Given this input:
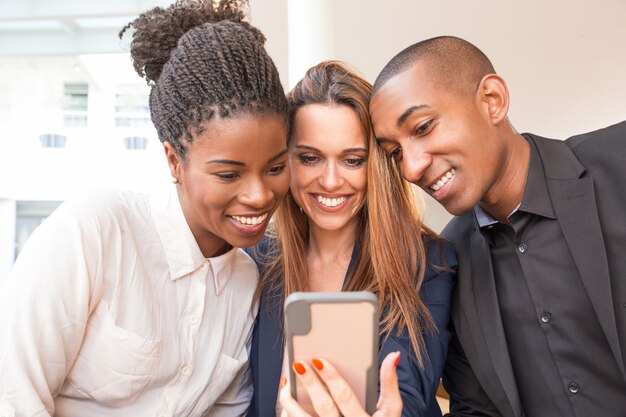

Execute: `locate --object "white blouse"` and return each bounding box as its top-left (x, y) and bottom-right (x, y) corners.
top-left (0, 186), bottom-right (259, 417)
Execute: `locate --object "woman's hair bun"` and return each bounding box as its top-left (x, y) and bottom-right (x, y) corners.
top-left (120, 0), bottom-right (264, 83)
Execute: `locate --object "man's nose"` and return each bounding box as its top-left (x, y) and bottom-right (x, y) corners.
top-left (401, 150), bottom-right (432, 185)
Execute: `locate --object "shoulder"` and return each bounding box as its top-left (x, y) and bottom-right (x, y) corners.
top-left (424, 237), bottom-right (457, 273)
top-left (440, 212), bottom-right (474, 245)
top-left (566, 120), bottom-right (626, 151)
top-left (564, 121), bottom-right (626, 169)
top-left (233, 248), bottom-right (261, 275)
top-left (244, 234), bottom-right (279, 269)
top-left (40, 188), bottom-right (146, 238)
top-left (420, 237), bottom-right (456, 302)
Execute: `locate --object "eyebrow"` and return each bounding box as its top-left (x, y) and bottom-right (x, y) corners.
top-left (207, 148), bottom-right (288, 167)
top-left (397, 104), bottom-right (430, 127)
top-left (294, 144), bottom-right (320, 152)
top-left (206, 159), bottom-right (246, 167)
top-left (294, 145), bottom-right (368, 153)
top-left (267, 148), bottom-right (288, 163)
top-left (343, 147), bottom-right (368, 153)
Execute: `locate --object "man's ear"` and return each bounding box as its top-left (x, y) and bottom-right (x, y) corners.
top-left (163, 141), bottom-right (182, 181)
top-left (476, 74), bottom-right (510, 125)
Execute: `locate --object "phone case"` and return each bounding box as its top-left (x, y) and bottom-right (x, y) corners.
top-left (284, 291), bottom-right (378, 415)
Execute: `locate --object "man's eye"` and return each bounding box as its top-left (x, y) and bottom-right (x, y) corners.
top-left (389, 147), bottom-right (402, 161)
top-left (268, 163), bottom-right (287, 175)
top-left (415, 119), bottom-right (434, 135)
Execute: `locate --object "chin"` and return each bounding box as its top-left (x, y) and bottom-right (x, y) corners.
top-left (313, 219), bottom-right (353, 232)
top-left (442, 200), bottom-right (475, 217)
top-left (230, 234), bottom-right (265, 249)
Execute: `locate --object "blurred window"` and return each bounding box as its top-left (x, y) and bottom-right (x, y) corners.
top-left (123, 136), bottom-right (148, 150)
top-left (63, 83), bottom-right (88, 127)
top-left (14, 201), bottom-right (62, 260)
top-left (38, 133), bottom-right (67, 148)
top-left (115, 89), bottom-right (151, 128)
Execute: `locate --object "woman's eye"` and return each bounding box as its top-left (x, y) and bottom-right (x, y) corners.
top-left (298, 154), bottom-right (320, 165)
top-left (268, 162), bottom-right (287, 175)
top-left (415, 119), bottom-right (434, 135)
top-left (215, 172), bottom-right (240, 180)
top-left (344, 157), bottom-right (366, 168)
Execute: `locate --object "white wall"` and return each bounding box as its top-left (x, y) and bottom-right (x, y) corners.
top-left (325, 0), bottom-right (626, 230)
top-left (2, 0), bottom-right (625, 246)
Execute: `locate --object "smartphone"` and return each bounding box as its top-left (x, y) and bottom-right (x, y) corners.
top-left (284, 291), bottom-right (378, 415)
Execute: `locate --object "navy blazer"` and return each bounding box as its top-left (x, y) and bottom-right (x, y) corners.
top-left (246, 239), bottom-right (457, 417)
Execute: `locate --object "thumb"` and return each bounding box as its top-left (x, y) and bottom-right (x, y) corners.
top-left (376, 351), bottom-right (403, 416)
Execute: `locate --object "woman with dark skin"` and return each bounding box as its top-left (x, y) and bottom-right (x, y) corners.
top-left (0, 1), bottom-right (289, 415)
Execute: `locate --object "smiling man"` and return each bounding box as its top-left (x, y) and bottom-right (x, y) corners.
top-left (369, 36), bottom-right (626, 417)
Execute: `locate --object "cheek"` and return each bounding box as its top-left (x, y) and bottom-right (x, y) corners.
top-left (195, 187), bottom-right (230, 214)
top-left (289, 165), bottom-right (313, 195)
top-left (273, 174), bottom-right (291, 199)
top-left (352, 168), bottom-right (368, 194)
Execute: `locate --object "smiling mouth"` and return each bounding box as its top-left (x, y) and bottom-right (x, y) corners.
top-left (429, 168), bottom-right (455, 191)
top-left (315, 195), bottom-right (349, 208)
top-left (229, 213), bottom-right (268, 226)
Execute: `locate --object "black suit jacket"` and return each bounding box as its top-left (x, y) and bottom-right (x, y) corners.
top-left (441, 121), bottom-right (626, 417)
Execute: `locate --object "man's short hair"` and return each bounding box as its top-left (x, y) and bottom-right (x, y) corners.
top-left (372, 36), bottom-right (496, 97)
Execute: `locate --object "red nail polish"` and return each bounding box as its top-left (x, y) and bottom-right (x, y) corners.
top-left (312, 358), bottom-right (324, 371)
top-left (394, 352), bottom-right (401, 367)
top-left (279, 376), bottom-right (287, 388)
top-left (293, 362), bottom-right (306, 375)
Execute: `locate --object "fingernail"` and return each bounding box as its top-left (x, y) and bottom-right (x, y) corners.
top-left (394, 351), bottom-right (401, 367)
top-left (279, 376), bottom-right (287, 388)
top-left (293, 361), bottom-right (306, 375)
top-left (312, 358), bottom-right (324, 371)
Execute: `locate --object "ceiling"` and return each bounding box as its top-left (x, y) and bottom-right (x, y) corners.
top-left (0, 0), bottom-right (172, 56)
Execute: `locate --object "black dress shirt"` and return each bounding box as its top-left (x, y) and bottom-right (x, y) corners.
top-left (474, 136), bottom-right (626, 417)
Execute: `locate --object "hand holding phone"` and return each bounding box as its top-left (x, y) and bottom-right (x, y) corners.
top-left (284, 291), bottom-right (379, 415)
top-left (278, 351), bottom-right (403, 417)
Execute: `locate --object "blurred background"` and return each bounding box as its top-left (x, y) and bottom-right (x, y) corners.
top-left (1, 0), bottom-right (625, 285)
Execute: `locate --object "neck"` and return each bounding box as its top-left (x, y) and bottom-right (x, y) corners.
top-left (305, 218), bottom-right (358, 292)
top-left (201, 239), bottom-right (232, 258)
top-left (307, 220), bottom-right (358, 265)
top-left (481, 132), bottom-right (531, 223)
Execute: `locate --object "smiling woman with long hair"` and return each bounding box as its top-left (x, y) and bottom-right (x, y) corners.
top-left (247, 61), bottom-right (457, 417)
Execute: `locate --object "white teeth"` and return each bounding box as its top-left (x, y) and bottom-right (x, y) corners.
top-left (316, 195), bottom-right (347, 207)
top-left (430, 169), bottom-right (455, 191)
top-left (231, 213), bottom-right (268, 226)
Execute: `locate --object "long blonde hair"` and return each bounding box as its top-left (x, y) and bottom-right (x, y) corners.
top-left (257, 61), bottom-right (441, 366)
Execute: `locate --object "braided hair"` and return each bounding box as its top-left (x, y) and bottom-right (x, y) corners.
top-left (120, 0), bottom-right (287, 157)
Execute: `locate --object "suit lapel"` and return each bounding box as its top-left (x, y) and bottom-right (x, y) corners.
top-left (467, 226), bottom-right (522, 417)
top-left (536, 135), bottom-right (625, 377)
top-left (546, 173), bottom-right (624, 378)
